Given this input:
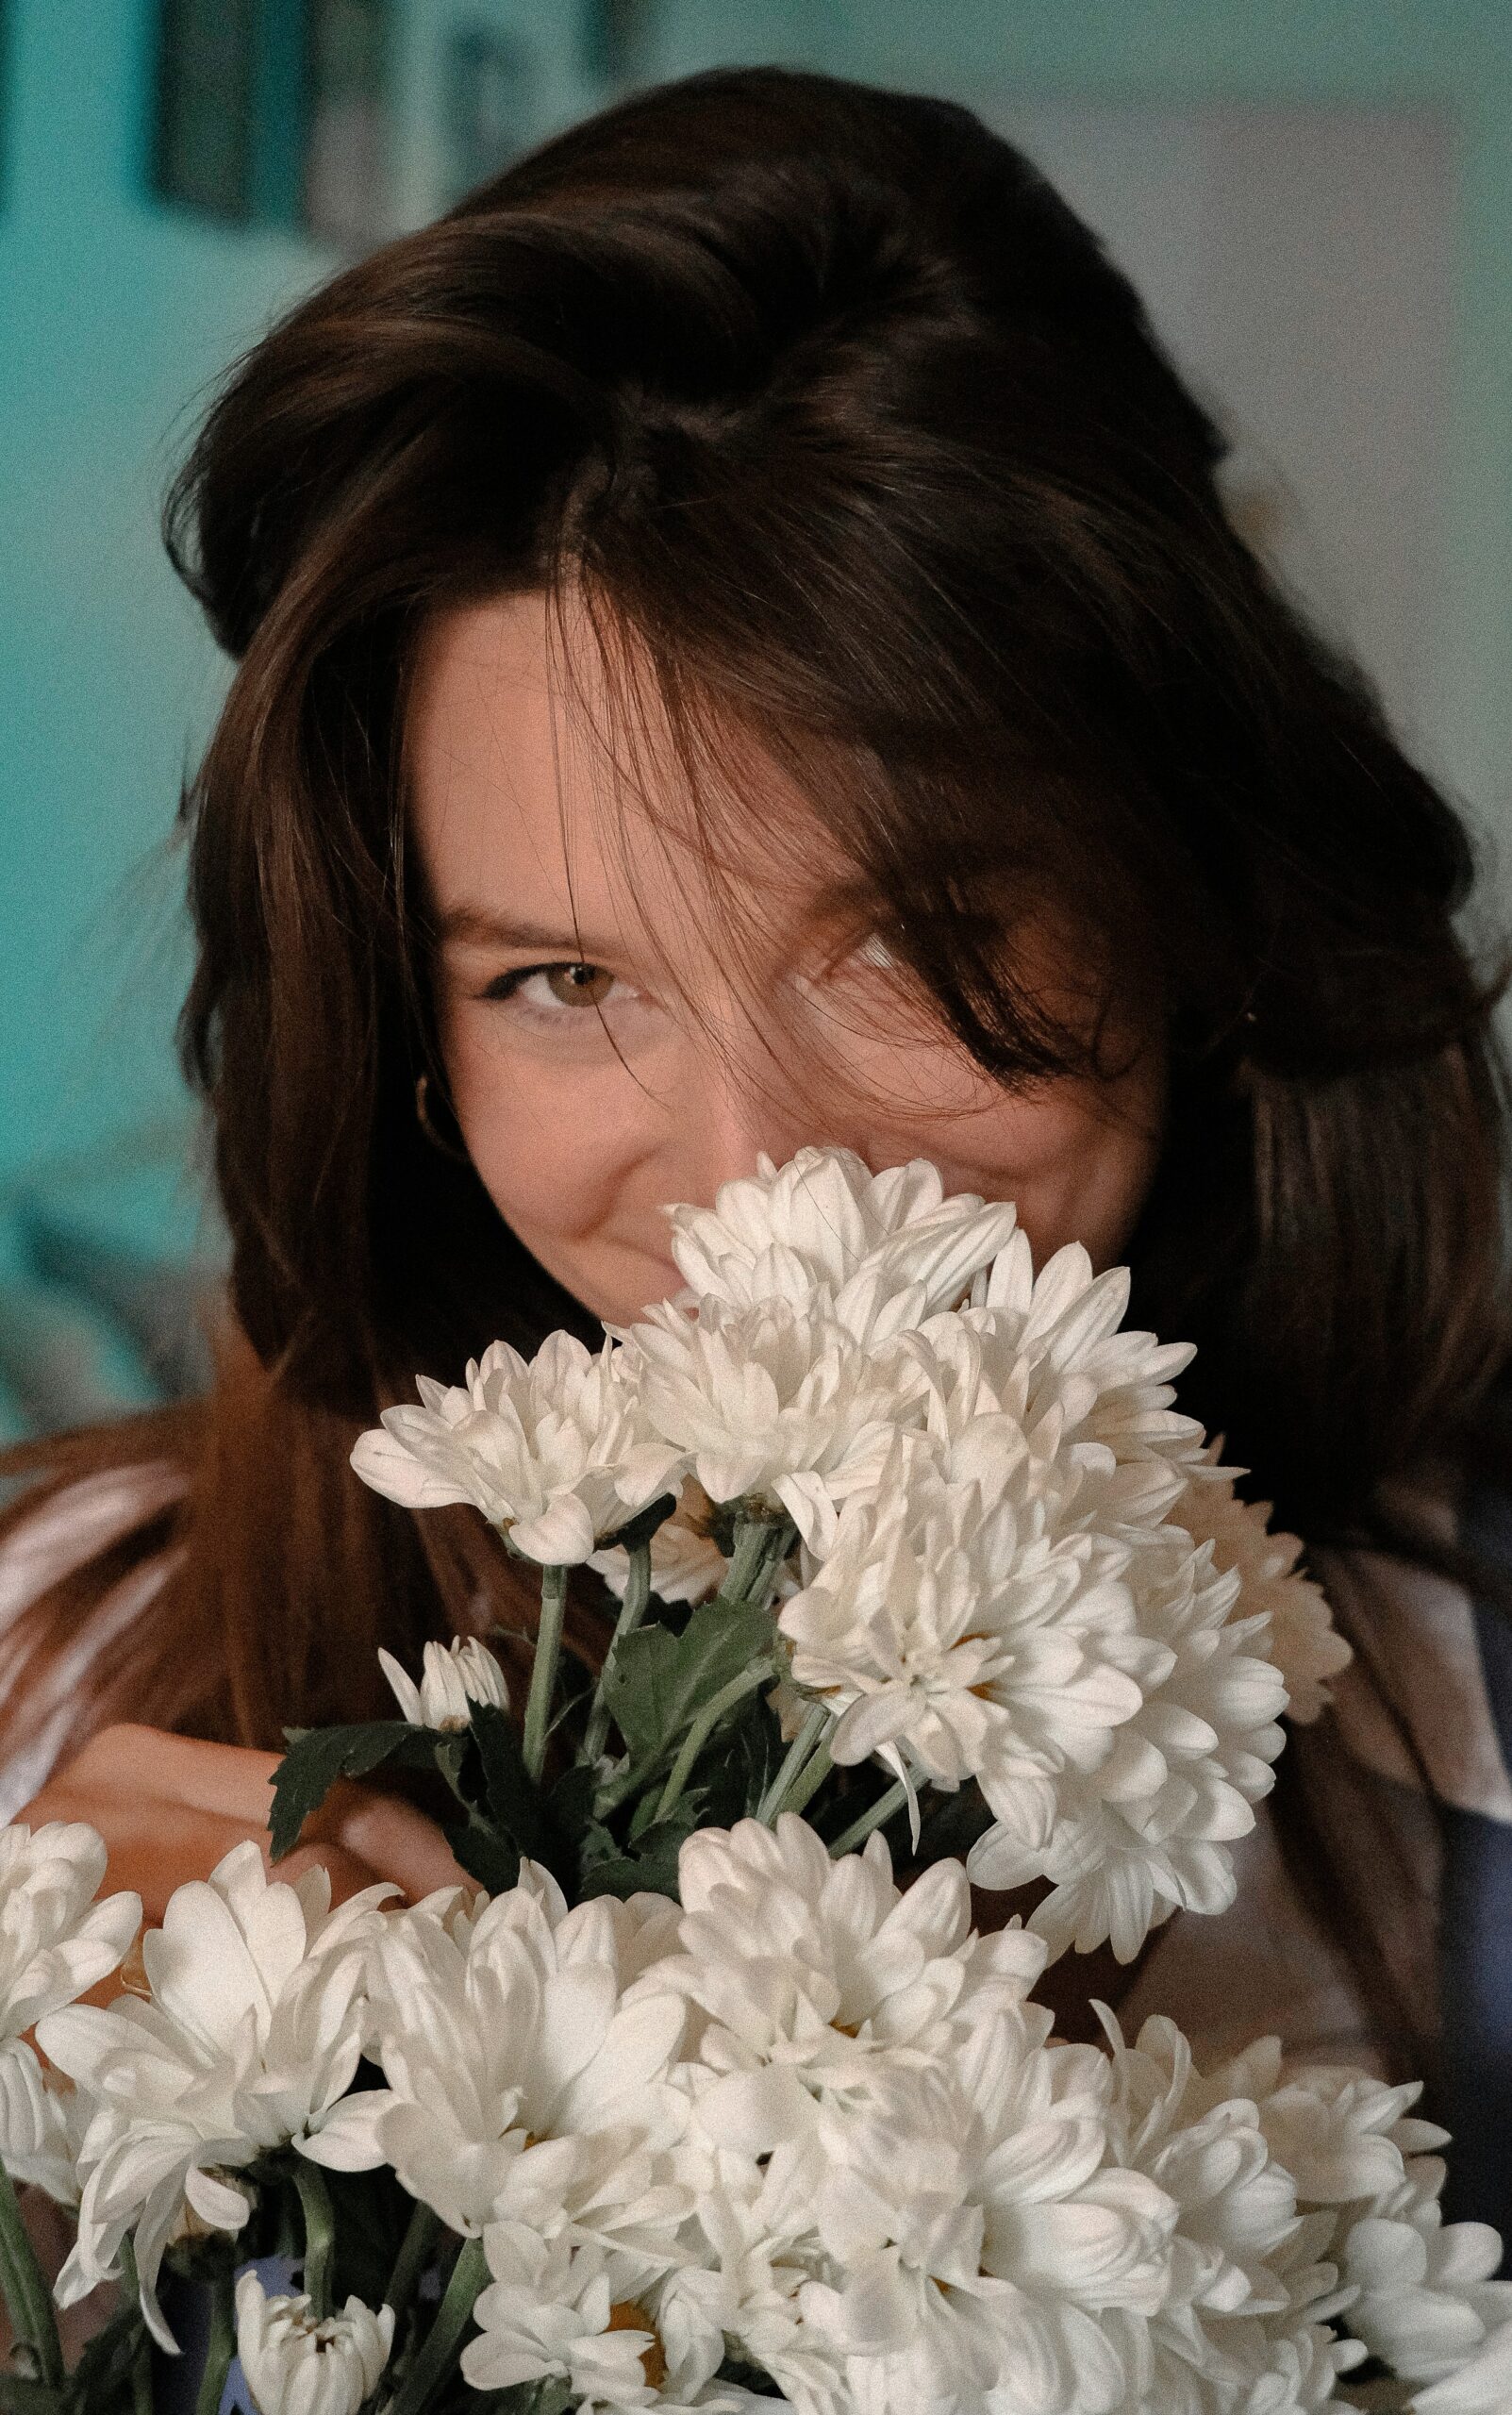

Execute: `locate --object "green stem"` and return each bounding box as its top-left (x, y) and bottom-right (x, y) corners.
top-left (0, 2157), bottom-right (63, 2389)
top-left (594, 1513), bottom-right (797, 1821)
top-left (385, 2199), bottom-right (440, 2331)
top-left (384, 2234), bottom-right (488, 2415)
top-left (781, 1739), bottom-right (834, 1819)
top-left (194, 2259), bottom-right (237, 2415)
top-left (724, 1511), bottom-right (798, 1617)
top-left (522, 1564), bottom-right (569, 1783)
top-left (291, 2158), bottom-right (335, 2323)
top-left (756, 1703), bottom-right (830, 1824)
top-left (132, 2332), bottom-right (153, 2415)
top-left (581, 1541), bottom-right (653, 1764)
top-left (656, 1661), bottom-right (774, 1821)
top-left (119, 2236), bottom-right (152, 2415)
top-left (829, 1776), bottom-right (911, 1857)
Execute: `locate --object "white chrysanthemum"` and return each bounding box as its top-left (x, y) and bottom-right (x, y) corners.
top-left (797, 2014), bottom-right (1176, 2415)
top-left (590, 1474), bottom-right (729, 1606)
top-left (1102, 2015), bottom-right (1366, 2413)
top-left (1104, 2023), bottom-right (1512, 2412)
top-left (0, 1820), bottom-right (140, 2209)
top-left (968, 1523), bottom-right (1288, 1961)
top-left (35, 1841), bottom-right (395, 2352)
top-left (961, 1232), bottom-right (1208, 1492)
top-left (1171, 1443), bottom-right (1351, 1724)
top-left (660, 1144), bottom-right (1019, 1334)
top-left (1337, 2155), bottom-right (1512, 2390)
top-left (303, 1862), bottom-right (692, 2257)
top-left (234, 2270), bottom-right (394, 2415)
top-left (460, 2228), bottom-right (789, 2410)
top-left (376, 1634), bottom-right (509, 1729)
top-left (0, 1820), bottom-right (141, 2040)
top-left (1239, 2057), bottom-right (1444, 2211)
top-left (609, 1292), bottom-right (917, 1519)
top-left (350, 1330), bottom-right (688, 1564)
top-left (778, 1431), bottom-right (1164, 1840)
top-left (653, 1817), bottom-right (1047, 2154)
top-left (0, 2050), bottom-right (91, 2210)
top-left (1407, 2318), bottom-right (1512, 2411)
top-left (656, 2146), bottom-right (849, 2415)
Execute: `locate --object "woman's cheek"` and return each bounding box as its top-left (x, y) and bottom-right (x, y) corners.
top-left (446, 1024), bottom-right (645, 1242)
top-left (986, 1082), bottom-right (1164, 1270)
top-left (871, 1034), bottom-right (1162, 1271)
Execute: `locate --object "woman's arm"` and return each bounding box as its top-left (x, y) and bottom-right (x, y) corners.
top-left (18, 1723), bottom-right (471, 1929)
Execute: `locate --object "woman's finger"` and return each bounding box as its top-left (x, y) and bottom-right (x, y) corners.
top-left (316, 1782), bottom-right (475, 1903)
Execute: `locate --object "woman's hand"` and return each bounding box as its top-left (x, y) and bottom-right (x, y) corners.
top-left (18, 1722), bottom-right (473, 1930)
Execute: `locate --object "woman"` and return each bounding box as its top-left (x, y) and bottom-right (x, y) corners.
top-left (4, 63), bottom-right (1511, 2247)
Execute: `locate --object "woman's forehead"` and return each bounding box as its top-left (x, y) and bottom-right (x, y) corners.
top-left (406, 589), bottom-right (871, 962)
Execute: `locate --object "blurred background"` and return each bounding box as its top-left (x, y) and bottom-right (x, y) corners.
top-left (3, 0), bottom-right (1510, 1443)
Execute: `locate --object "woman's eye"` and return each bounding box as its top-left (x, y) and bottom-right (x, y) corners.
top-left (809, 927), bottom-right (902, 987)
top-left (479, 961), bottom-right (632, 1021)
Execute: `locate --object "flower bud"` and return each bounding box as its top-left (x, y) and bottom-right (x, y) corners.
top-left (234, 2271), bottom-right (394, 2415)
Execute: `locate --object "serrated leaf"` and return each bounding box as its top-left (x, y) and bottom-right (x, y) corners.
top-left (599, 1593), bottom-right (776, 1773)
top-left (576, 1807), bottom-right (697, 1902)
top-left (446, 1816), bottom-right (523, 1898)
top-left (577, 1816), bottom-right (621, 1867)
top-left (546, 1762), bottom-right (597, 1848)
top-left (698, 1690), bottom-right (785, 1827)
top-left (269, 1724), bottom-right (441, 1860)
top-left (458, 1706), bottom-right (591, 1890)
top-left (628, 1779), bottom-right (706, 1843)
top-left (468, 1702), bottom-right (550, 1859)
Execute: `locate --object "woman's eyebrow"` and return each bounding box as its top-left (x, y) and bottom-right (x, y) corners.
top-left (436, 903), bottom-right (621, 953)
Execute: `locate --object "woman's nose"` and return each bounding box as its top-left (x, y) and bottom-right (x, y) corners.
top-left (676, 1044), bottom-right (821, 1198)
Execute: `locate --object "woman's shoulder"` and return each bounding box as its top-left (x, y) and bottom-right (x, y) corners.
top-left (0, 1453), bottom-right (191, 1824)
top-left (0, 1456), bottom-right (189, 1613)
top-left (1311, 1474), bottom-right (1512, 1825)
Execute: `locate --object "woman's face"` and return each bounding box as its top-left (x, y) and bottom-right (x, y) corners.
top-left (407, 593), bottom-right (1168, 1327)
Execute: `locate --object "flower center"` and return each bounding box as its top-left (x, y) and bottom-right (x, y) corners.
top-left (607, 2302), bottom-right (667, 2390)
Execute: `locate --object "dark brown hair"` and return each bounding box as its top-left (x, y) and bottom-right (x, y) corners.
top-left (6, 67), bottom-right (1511, 2062)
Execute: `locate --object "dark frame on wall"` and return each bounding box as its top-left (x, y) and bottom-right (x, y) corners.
top-left (148, 0), bottom-right (390, 245)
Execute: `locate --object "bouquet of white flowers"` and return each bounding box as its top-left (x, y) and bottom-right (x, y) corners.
top-left (3, 1147), bottom-right (1506, 2413)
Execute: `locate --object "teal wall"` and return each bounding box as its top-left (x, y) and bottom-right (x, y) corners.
top-left (1, 2), bottom-right (329, 1269)
top-left (3, 0), bottom-right (1510, 1290)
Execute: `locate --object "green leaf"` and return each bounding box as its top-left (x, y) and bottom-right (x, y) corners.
top-left (65, 2310), bottom-right (147, 2415)
top-left (293, 2162), bottom-right (417, 2318)
top-left (546, 1763), bottom-right (597, 1850)
top-left (715, 2349), bottom-right (789, 2394)
top-left (467, 1703), bottom-right (550, 1861)
top-left (0, 2379), bottom-right (69, 2414)
top-left (269, 1724), bottom-right (440, 1860)
top-left (450, 1707), bottom-right (594, 1893)
top-left (446, 1815), bottom-right (522, 1897)
top-left (696, 1690), bottom-right (785, 1827)
top-left (599, 1593), bottom-right (777, 1774)
top-left (450, 2375), bottom-right (573, 2412)
top-left (579, 1799), bottom-right (702, 1901)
